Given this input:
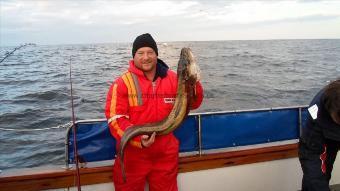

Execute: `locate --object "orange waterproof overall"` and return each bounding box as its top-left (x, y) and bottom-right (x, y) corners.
top-left (105, 59), bottom-right (203, 191)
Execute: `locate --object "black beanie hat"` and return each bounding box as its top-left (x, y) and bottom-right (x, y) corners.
top-left (132, 33), bottom-right (158, 58)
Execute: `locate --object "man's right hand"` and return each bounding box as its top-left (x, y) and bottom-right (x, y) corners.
top-left (141, 132), bottom-right (156, 148)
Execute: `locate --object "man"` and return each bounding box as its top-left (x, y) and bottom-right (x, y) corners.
top-left (299, 79), bottom-right (340, 191)
top-left (105, 33), bottom-right (203, 191)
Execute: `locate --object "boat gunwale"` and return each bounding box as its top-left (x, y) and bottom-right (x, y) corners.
top-left (0, 142), bottom-right (298, 191)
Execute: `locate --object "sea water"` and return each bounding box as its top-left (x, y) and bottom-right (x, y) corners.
top-left (0, 39), bottom-right (339, 170)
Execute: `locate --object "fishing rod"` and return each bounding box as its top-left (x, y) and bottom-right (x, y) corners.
top-left (69, 56), bottom-right (82, 191)
top-left (0, 43), bottom-right (36, 64)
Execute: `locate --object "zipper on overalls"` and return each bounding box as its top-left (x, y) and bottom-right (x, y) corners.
top-left (152, 81), bottom-right (156, 94)
top-left (152, 81), bottom-right (158, 120)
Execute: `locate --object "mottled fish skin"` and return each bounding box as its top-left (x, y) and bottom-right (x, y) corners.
top-left (118, 48), bottom-right (200, 182)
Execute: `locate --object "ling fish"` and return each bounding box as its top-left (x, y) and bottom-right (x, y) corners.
top-left (118, 47), bottom-right (200, 182)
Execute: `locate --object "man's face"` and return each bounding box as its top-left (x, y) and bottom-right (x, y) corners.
top-left (133, 47), bottom-right (157, 73)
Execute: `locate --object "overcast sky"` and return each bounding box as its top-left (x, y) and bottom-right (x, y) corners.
top-left (1, 0), bottom-right (340, 46)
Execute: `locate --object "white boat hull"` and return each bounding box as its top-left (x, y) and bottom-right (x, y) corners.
top-left (60, 156), bottom-right (340, 191)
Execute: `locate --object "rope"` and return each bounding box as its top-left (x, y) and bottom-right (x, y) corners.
top-left (0, 121), bottom-right (72, 132)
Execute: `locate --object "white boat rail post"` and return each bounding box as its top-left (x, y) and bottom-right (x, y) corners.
top-left (65, 124), bottom-right (73, 169)
top-left (198, 114), bottom-right (202, 156)
top-left (298, 107), bottom-right (303, 138)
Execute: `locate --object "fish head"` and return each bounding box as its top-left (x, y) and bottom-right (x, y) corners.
top-left (178, 47), bottom-right (201, 83)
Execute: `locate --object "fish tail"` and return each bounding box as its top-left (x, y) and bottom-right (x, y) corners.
top-left (121, 156), bottom-right (127, 182)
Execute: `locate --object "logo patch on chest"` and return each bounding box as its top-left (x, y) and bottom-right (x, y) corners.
top-left (164, 98), bottom-right (175, 104)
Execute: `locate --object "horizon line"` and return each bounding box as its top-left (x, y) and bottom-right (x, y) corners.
top-left (1, 38), bottom-right (340, 47)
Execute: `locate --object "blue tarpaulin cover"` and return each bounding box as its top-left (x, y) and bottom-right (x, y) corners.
top-left (68, 107), bottom-right (307, 164)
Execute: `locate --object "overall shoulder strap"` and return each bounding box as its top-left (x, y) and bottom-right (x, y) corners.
top-left (121, 72), bottom-right (143, 106)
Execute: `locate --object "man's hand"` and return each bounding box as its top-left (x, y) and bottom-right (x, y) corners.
top-left (141, 132), bottom-right (156, 148)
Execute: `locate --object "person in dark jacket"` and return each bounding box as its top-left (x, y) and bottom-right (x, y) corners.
top-left (299, 79), bottom-right (340, 191)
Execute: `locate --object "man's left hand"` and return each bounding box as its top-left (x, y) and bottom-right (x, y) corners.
top-left (141, 132), bottom-right (156, 148)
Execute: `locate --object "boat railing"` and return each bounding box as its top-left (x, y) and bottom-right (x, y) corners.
top-left (65, 105), bottom-right (309, 169)
top-left (0, 105), bottom-right (310, 191)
